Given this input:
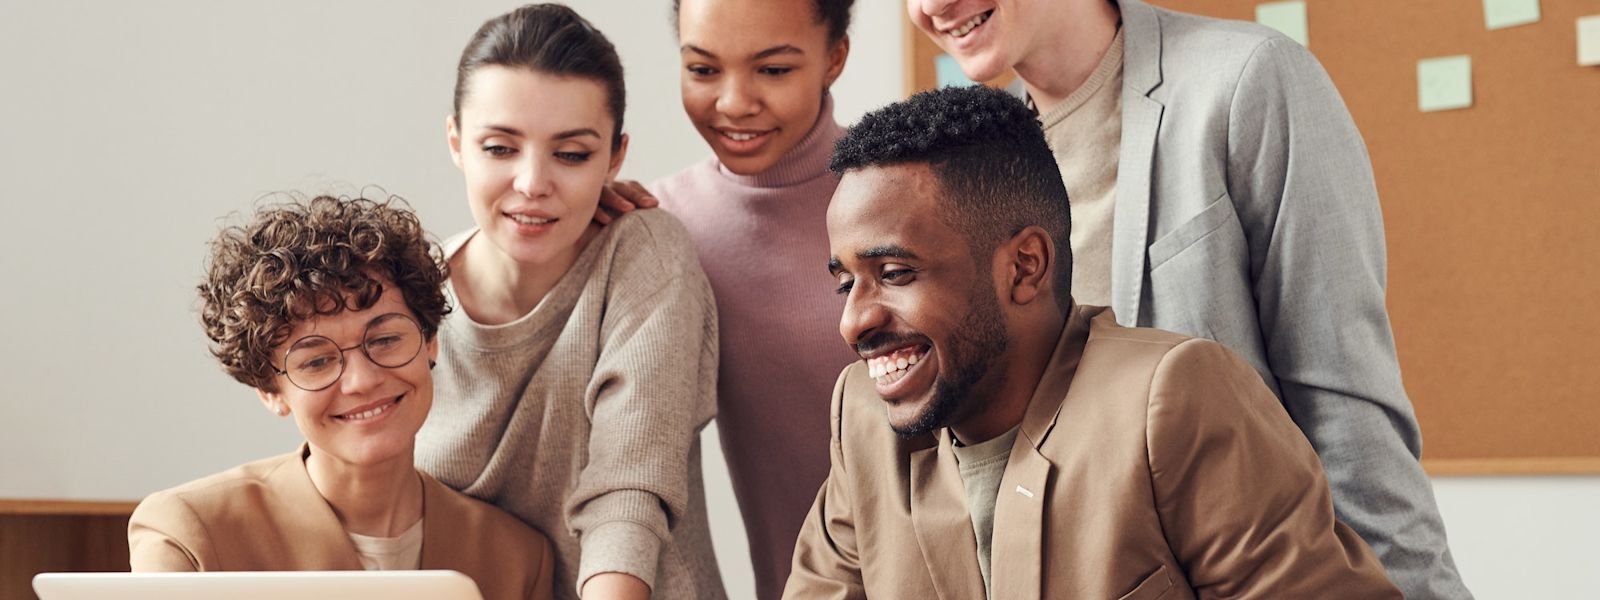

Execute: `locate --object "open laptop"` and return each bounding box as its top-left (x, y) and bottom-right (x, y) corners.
top-left (33, 570), bottom-right (483, 600)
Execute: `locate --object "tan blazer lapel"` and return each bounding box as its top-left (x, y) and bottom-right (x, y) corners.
top-left (991, 308), bottom-right (1093, 598)
top-left (269, 444), bottom-right (366, 571)
top-left (910, 434), bottom-right (986, 600)
top-left (418, 472), bottom-right (462, 570)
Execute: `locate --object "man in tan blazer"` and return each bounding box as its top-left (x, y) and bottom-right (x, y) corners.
top-left (785, 86), bottom-right (1402, 599)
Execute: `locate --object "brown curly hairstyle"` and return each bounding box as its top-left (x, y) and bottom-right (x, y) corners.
top-left (198, 195), bottom-right (451, 392)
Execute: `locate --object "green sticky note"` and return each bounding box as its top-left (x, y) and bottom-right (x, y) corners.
top-left (1483, 0), bottom-right (1540, 30)
top-left (1417, 55), bottom-right (1473, 112)
top-left (1256, 1), bottom-right (1308, 46)
top-left (1580, 15), bottom-right (1600, 66)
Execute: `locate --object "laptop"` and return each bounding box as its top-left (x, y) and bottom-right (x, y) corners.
top-left (33, 570), bottom-right (484, 600)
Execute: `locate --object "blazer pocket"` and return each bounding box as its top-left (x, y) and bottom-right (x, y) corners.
top-left (1147, 192), bottom-right (1235, 271)
top-left (1116, 565), bottom-right (1174, 600)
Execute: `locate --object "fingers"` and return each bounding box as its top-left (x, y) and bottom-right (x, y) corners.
top-left (612, 179), bottom-right (659, 209)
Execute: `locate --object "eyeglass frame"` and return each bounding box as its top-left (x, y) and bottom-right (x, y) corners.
top-left (270, 312), bottom-right (426, 392)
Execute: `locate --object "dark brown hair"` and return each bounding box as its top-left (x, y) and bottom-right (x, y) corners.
top-left (454, 3), bottom-right (626, 150)
top-left (672, 0), bottom-right (855, 45)
top-left (198, 195), bottom-right (450, 392)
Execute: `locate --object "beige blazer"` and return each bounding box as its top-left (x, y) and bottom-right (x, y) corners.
top-left (784, 306), bottom-right (1401, 599)
top-left (129, 447), bottom-right (555, 600)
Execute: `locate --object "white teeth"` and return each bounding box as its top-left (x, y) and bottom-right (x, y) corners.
top-left (341, 401), bottom-right (392, 421)
top-left (869, 349), bottom-right (929, 384)
top-left (950, 11), bottom-right (989, 38)
top-left (724, 131), bottom-right (759, 142)
top-left (509, 213), bottom-right (553, 225)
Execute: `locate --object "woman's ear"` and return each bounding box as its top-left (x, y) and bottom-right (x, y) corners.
top-left (607, 133), bottom-right (631, 182)
top-left (256, 388), bottom-right (289, 417)
top-left (446, 114), bottom-right (464, 170)
top-left (825, 35), bottom-right (851, 88)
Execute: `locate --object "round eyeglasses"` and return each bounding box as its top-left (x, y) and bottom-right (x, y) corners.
top-left (273, 313), bottom-right (425, 392)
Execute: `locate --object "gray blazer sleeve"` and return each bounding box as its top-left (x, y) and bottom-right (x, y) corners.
top-left (1222, 38), bottom-right (1470, 599)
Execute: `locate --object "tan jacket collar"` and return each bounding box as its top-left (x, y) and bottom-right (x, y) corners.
top-left (907, 305), bottom-right (1098, 599)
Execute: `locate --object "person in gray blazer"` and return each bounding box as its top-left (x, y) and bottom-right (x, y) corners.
top-left (907, 0), bottom-right (1471, 598)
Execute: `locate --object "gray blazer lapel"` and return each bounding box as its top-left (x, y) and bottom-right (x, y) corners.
top-left (910, 436), bottom-right (987, 600)
top-left (1112, 0), bottom-right (1165, 326)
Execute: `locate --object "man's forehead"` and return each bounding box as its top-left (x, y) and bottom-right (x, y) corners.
top-left (828, 163), bottom-right (953, 267)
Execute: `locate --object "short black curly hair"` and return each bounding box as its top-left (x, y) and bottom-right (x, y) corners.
top-left (198, 195), bottom-right (451, 393)
top-left (672, 0), bottom-right (854, 45)
top-left (830, 85), bottom-right (1073, 312)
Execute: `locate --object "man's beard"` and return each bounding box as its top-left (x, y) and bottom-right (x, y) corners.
top-left (891, 282), bottom-right (1009, 438)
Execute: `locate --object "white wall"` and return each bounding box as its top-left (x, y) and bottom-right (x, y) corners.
top-left (0, 2), bottom-right (1588, 599)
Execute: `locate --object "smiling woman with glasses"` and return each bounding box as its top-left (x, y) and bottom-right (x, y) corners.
top-left (126, 195), bottom-right (556, 600)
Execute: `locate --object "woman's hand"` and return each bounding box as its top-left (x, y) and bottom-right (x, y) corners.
top-left (580, 572), bottom-right (651, 600)
top-left (594, 180), bottom-right (659, 225)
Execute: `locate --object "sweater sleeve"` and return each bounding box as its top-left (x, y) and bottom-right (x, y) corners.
top-left (564, 212), bottom-right (720, 594)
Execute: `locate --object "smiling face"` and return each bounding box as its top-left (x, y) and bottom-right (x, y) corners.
top-left (907, 0), bottom-right (1039, 83)
top-left (449, 67), bottom-right (626, 269)
top-left (678, 0), bottom-right (848, 175)
top-left (257, 281), bottom-right (438, 469)
top-left (829, 163), bottom-right (1011, 436)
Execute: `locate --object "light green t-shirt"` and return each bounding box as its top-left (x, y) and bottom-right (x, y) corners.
top-left (952, 426), bottom-right (1022, 598)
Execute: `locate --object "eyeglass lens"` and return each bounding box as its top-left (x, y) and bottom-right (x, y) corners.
top-left (282, 313), bottom-right (423, 391)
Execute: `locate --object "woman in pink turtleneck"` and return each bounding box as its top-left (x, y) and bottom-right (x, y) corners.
top-left (646, 1), bottom-right (858, 598)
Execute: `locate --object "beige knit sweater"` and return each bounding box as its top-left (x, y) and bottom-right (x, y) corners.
top-left (415, 209), bottom-right (726, 600)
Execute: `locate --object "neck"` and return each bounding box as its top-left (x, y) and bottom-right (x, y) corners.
top-left (304, 445), bottom-right (422, 538)
top-left (1015, 0), bottom-right (1121, 113)
top-left (453, 224), bottom-right (598, 325)
top-left (949, 309), bottom-right (1066, 444)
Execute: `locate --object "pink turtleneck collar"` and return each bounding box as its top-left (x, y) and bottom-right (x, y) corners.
top-left (714, 93), bottom-right (846, 189)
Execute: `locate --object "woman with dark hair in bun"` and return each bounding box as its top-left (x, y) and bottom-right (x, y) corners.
top-left (414, 5), bottom-right (725, 600)
top-left (128, 196), bottom-right (555, 600)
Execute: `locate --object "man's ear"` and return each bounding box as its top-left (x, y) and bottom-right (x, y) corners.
top-left (446, 114), bottom-right (464, 170)
top-left (1004, 226), bottom-right (1054, 306)
top-left (257, 388), bottom-right (289, 417)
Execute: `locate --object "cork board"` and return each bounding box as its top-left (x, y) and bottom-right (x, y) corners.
top-left (905, 1), bottom-right (1600, 475)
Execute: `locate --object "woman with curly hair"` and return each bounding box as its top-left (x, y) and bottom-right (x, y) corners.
top-left (127, 196), bottom-right (555, 600)
top-left (414, 5), bottom-right (725, 600)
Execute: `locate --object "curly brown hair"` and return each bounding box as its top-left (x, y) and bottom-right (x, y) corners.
top-left (198, 195), bottom-right (451, 392)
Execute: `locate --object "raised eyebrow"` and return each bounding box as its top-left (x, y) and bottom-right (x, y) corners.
top-left (682, 44), bottom-right (716, 59)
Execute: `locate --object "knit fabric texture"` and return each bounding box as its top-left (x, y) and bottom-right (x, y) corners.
top-left (650, 95), bottom-right (858, 600)
top-left (416, 209), bottom-right (727, 600)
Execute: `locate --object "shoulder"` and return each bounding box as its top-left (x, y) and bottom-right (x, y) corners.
top-left (647, 157), bottom-right (721, 212)
top-left (134, 453), bottom-right (296, 518)
top-left (129, 452), bottom-right (300, 549)
top-left (1139, 3), bottom-right (1319, 91)
top-left (595, 209), bottom-right (710, 294)
top-left (1077, 307), bottom-right (1259, 397)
